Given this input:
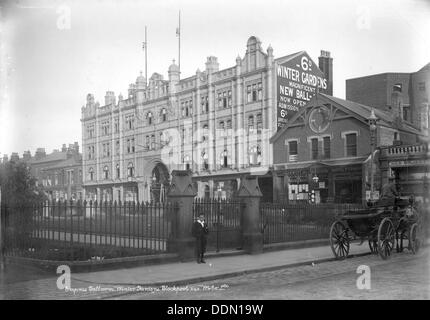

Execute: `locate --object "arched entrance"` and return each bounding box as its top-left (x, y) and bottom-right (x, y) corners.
top-left (150, 162), bottom-right (170, 203)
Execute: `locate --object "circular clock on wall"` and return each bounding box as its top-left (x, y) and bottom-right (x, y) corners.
top-left (309, 106), bottom-right (331, 133)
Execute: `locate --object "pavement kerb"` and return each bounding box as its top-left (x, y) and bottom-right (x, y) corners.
top-left (72, 251), bottom-right (372, 300)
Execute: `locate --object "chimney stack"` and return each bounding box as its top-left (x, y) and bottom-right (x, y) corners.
top-left (318, 50), bottom-right (333, 96)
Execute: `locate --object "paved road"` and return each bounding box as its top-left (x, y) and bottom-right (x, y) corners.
top-left (1, 248), bottom-right (428, 299)
top-left (119, 249), bottom-right (430, 300)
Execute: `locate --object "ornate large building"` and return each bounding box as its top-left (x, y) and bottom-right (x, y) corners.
top-left (80, 36), bottom-right (332, 202)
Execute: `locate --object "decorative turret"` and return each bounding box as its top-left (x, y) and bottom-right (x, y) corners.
top-left (168, 59), bottom-right (180, 82)
top-left (104, 91), bottom-right (116, 106)
top-left (135, 71), bottom-right (146, 103)
top-left (205, 56), bottom-right (219, 73)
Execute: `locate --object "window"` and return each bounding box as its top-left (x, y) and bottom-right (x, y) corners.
top-left (116, 164), bottom-right (120, 179)
top-left (248, 115), bottom-right (254, 133)
top-left (87, 125), bottom-right (95, 138)
top-left (288, 141), bottom-right (298, 162)
top-left (89, 167), bottom-right (94, 181)
top-left (151, 135), bottom-right (155, 150)
top-left (419, 82), bottom-right (426, 91)
top-left (202, 124), bottom-right (209, 142)
top-left (101, 121), bottom-right (110, 135)
top-left (161, 108), bottom-right (167, 122)
top-left (146, 135), bottom-right (150, 149)
top-left (67, 170), bottom-right (74, 185)
top-left (219, 121), bottom-right (225, 130)
top-left (126, 138), bottom-right (135, 153)
top-left (125, 115), bottom-right (134, 130)
top-left (247, 82), bottom-right (262, 103)
top-left (220, 150), bottom-right (228, 168)
top-left (346, 133), bottom-right (357, 157)
top-left (87, 145), bottom-right (95, 160)
top-left (202, 151), bottom-right (209, 170)
top-left (102, 142), bottom-right (110, 157)
top-left (249, 145), bottom-right (261, 165)
top-left (184, 155), bottom-right (191, 170)
top-left (103, 166), bottom-right (109, 180)
top-left (201, 95), bottom-right (209, 113)
top-left (127, 163), bottom-right (134, 178)
top-left (256, 113), bottom-right (262, 131)
top-left (115, 140), bottom-right (120, 155)
top-left (228, 90), bottom-right (232, 107)
top-left (114, 118), bottom-right (119, 133)
top-left (226, 120), bottom-right (232, 129)
top-left (402, 106), bottom-right (410, 121)
top-left (323, 136), bottom-right (331, 159)
top-left (311, 138), bottom-right (318, 160)
top-left (147, 112), bottom-right (153, 125)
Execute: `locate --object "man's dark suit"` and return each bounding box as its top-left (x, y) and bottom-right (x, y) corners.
top-left (191, 219), bottom-right (209, 263)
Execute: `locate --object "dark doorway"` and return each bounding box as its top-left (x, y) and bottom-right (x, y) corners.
top-left (258, 176), bottom-right (273, 203)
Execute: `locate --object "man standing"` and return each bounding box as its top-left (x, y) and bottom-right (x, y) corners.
top-left (191, 214), bottom-right (209, 264)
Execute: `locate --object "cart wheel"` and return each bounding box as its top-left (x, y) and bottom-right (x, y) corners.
top-left (409, 223), bottom-right (420, 254)
top-left (368, 239), bottom-right (378, 254)
top-left (329, 221), bottom-right (350, 260)
top-left (377, 218), bottom-right (395, 260)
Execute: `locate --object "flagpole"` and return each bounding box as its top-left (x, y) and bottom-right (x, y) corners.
top-left (145, 26), bottom-right (148, 85)
top-left (178, 10), bottom-right (181, 74)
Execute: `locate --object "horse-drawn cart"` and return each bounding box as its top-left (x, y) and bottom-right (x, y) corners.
top-left (329, 197), bottom-right (422, 260)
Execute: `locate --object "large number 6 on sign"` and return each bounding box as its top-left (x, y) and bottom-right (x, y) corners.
top-left (301, 56), bottom-right (309, 71)
top-left (280, 109), bottom-right (287, 118)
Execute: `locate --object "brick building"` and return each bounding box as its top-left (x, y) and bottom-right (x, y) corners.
top-left (270, 93), bottom-right (424, 204)
top-left (346, 63), bottom-right (430, 133)
top-left (80, 36), bottom-right (333, 203)
top-left (26, 143), bottom-right (83, 201)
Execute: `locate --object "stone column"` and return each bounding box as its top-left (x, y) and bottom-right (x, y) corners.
top-left (237, 176), bottom-right (263, 254)
top-left (166, 170), bottom-right (196, 259)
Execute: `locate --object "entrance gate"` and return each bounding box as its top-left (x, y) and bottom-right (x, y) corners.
top-left (192, 198), bottom-right (242, 252)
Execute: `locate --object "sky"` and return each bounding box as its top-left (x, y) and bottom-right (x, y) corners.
top-left (0, 0), bottom-right (429, 157)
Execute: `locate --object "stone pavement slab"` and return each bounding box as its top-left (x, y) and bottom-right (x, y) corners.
top-left (71, 242), bottom-right (370, 286)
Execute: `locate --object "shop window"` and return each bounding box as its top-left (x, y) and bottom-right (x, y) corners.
top-left (323, 137), bottom-right (331, 159)
top-left (311, 138), bottom-right (318, 160)
top-left (346, 133), bottom-right (357, 157)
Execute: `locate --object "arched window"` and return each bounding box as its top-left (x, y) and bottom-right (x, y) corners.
top-left (103, 166), bottom-right (109, 180)
top-left (219, 121), bottom-right (225, 130)
top-left (147, 111), bottom-right (153, 125)
top-left (89, 167), bottom-right (94, 181)
top-left (116, 164), bottom-right (120, 179)
top-left (127, 162), bottom-right (134, 177)
top-left (151, 134), bottom-right (156, 150)
top-left (160, 108), bottom-right (167, 122)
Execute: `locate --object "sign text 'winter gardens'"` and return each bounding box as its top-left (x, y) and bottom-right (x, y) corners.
top-left (277, 52), bottom-right (327, 129)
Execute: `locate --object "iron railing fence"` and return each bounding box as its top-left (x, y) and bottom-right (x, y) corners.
top-left (0, 200), bottom-right (178, 261)
top-left (193, 198), bottom-right (243, 252)
top-left (260, 202), bottom-right (364, 244)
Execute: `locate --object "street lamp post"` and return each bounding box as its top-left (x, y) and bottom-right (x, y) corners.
top-left (368, 109), bottom-right (378, 203)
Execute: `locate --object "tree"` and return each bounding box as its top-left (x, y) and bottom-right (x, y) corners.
top-left (0, 160), bottom-right (47, 249)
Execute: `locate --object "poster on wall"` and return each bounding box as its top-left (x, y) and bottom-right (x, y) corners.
top-left (277, 52), bottom-right (327, 129)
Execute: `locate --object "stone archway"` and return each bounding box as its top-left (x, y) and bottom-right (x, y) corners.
top-left (142, 159), bottom-right (170, 203)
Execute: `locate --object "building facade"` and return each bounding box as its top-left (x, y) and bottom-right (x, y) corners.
top-left (80, 36), bottom-right (333, 202)
top-left (270, 93), bottom-right (424, 204)
top-left (27, 143), bottom-right (83, 201)
top-left (346, 63), bottom-right (430, 133)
